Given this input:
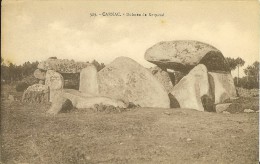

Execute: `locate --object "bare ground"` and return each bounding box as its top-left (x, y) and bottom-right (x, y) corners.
top-left (1, 85), bottom-right (259, 164)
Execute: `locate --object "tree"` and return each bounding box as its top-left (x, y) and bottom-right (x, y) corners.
top-left (225, 57), bottom-right (237, 71)
top-left (235, 57), bottom-right (245, 86)
top-left (244, 61), bottom-right (259, 83)
top-left (91, 60), bottom-right (105, 71)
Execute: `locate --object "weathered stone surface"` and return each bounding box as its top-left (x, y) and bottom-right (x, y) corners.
top-left (208, 72), bottom-right (237, 104)
top-left (45, 70), bottom-right (64, 90)
top-left (79, 65), bottom-right (99, 95)
top-left (169, 64), bottom-right (213, 111)
top-left (47, 96), bottom-right (73, 115)
top-left (149, 66), bottom-right (174, 93)
top-left (38, 58), bottom-right (91, 73)
top-left (45, 70), bottom-right (64, 102)
top-left (145, 40), bottom-right (230, 73)
top-left (215, 103), bottom-right (232, 113)
top-left (63, 89), bottom-right (127, 109)
top-left (98, 57), bottom-right (170, 108)
top-left (22, 84), bottom-right (49, 103)
top-left (34, 69), bottom-right (46, 80)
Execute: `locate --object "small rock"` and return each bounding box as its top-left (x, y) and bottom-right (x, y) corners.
top-left (186, 138), bottom-right (192, 141)
top-left (244, 109), bottom-right (254, 113)
top-left (215, 103), bottom-right (232, 113)
top-left (163, 112), bottom-right (171, 115)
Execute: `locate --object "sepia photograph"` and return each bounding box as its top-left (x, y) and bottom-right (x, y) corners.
top-left (1, 0), bottom-right (259, 163)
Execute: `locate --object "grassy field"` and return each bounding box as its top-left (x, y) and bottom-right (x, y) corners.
top-left (1, 85), bottom-right (259, 164)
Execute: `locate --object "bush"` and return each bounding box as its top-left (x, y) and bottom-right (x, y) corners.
top-left (16, 82), bottom-right (29, 92)
top-left (21, 74), bottom-right (38, 86)
top-left (234, 77), bottom-right (259, 89)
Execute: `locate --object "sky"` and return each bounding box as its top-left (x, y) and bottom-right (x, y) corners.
top-left (1, 0), bottom-right (259, 76)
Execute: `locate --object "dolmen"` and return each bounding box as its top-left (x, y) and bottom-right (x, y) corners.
top-left (145, 40), bottom-right (237, 111)
top-left (23, 40), bottom-right (238, 114)
top-left (23, 56), bottom-right (170, 114)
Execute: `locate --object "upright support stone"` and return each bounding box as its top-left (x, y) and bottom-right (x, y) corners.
top-left (208, 72), bottom-right (237, 103)
top-left (169, 64), bottom-right (213, 111)
top-left (45, 70), bottom-right (64, 102)
top-left (79, 65), bottom-right (99, 95)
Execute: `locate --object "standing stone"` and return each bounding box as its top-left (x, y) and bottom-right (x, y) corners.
top-left (169, 64), bottom-right (213, 111)
top-left (208, 72), bottom-right (237, 103)
top-left (45, 70), bottom-right (64, 102)
top-left (34, 69), bottom-right (46, 80)
top-left (98, 57), bottom-right (170, 108)
top-left (79, 65), bottom-right (99, 95)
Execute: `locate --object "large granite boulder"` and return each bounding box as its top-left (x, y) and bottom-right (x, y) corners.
top-left (149, 66), bottom-right (174, 93)
top-left (169, 64), bottom-right (214, 111)
top-left (63, 89), bottom-right (127, 109)
top-left (145, 40), bottom-right (230, 73)
top-left (45, 70), bottom-right (64, 102)
top-left (38, 58), bottom-right (91, 73)
top-left (22, 84), bottom-right (49, 103)
top-left (79, 65), bottom-right (99, 95)
top-left (98, 57), bottom-right (170, 108)
top-left (208, 72), bottom-right (237, 104)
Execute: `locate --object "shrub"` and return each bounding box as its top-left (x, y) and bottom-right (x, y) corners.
top-left (16, 82), bottom-right (29, 92)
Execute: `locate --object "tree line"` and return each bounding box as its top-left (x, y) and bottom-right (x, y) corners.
top-left (226, 57), bottom-right (259, 89)
top-left (1, 57), bottom-right (259, 89)
top-left (1, 57), bottom-right (105, 84)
